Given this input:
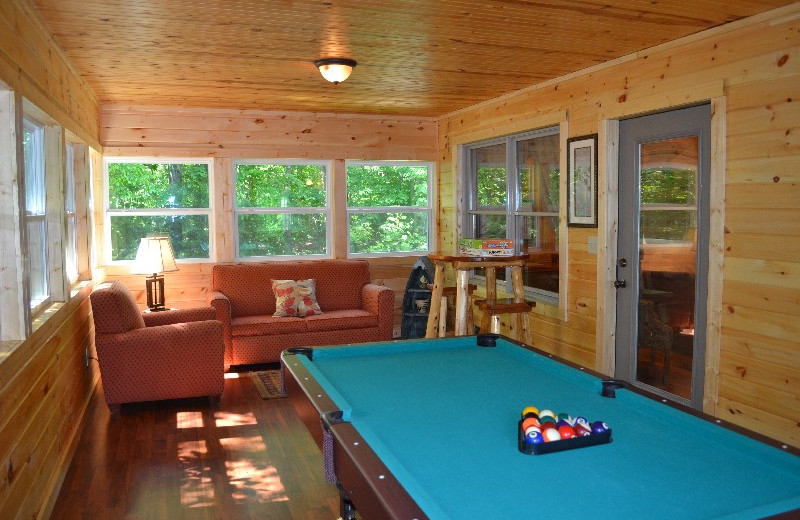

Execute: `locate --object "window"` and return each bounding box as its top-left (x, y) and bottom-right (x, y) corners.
top-left (465, 127), bottom-right (560, 300)
top-left (346, 161), bottom-right (432, 255)
top-left (105, 160), bottom-right (211, 261)
top-left (23, 117), bottom-right (49, 310)
top-left (639, 136), bottom-right (698, 246)
top-left (64, 142), bottom-right (78, 283)
top-left (234, 160), bottom-right (330, 258)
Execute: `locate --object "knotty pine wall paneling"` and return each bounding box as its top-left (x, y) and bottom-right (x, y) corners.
top-left (0, 1), bottom-right (101, 518)
top-left (0, 0), bottom-right (99, 148)
top-left (437, 4), bottom-right (800, 446)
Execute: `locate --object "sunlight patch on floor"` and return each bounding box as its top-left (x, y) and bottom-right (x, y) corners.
top-left (215, 411), bottom-right (257, 427)
top-left (176, 411), bottom-right (204, 429)
top-left (178, 440), bottom-right (215, 507)
top-left (224, 458), bottom-right (288, 503)
top-left (220, 435), bottom-right (266, 452)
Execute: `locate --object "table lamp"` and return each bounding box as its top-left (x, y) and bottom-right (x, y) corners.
top-left (132, 236), bottom-right (178, 311)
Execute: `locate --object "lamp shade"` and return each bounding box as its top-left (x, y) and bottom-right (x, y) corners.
top-left (314, 58), bottom-right (356, 84)
top-left (132, 236), bottom-right (178, 275)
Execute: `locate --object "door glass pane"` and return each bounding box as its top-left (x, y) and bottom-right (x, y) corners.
top-left (637, 137), bottom-right (698, 399)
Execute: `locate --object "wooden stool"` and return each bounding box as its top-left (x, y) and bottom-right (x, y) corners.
top-left (474, 298), bottom-right (535, 337)
top-left (428, 284), bottom-right (477, 337)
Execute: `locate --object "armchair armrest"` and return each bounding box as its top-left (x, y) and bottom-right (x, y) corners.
top-left (362, 283), bottom-right (395, 339)
top-left (142, 307), bottom-right (217, 327)
top-left (208, 291), bottom-right (233, 369)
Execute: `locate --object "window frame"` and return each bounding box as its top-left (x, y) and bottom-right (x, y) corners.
top-left (22, 116), bottom-right (50, 314)
top-left (463, 126), bottom-right (561, 303)
top-left (64, 141), bottom-right (78, 284)
top-left (345, 160), bottom-right (433, 257)
top-left (103, 157), bottom-right (214, 265)
top-left (232, 158), bottom-right (332, 260)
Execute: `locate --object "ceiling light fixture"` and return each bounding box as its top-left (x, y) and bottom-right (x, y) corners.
top-left (314, 58), bottom-right (357, 84)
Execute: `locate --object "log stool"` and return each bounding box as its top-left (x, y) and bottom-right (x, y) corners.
top-left (428, 284), bottom-right (477, 337)
top-left (474, 298), bottom-right (535, 336)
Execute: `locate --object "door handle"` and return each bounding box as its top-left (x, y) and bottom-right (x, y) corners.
top-left (614, 279), bottom-right (627, 288)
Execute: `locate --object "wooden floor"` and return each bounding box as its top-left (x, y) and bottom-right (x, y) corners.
top-left (50, 369), bottom-right (340, 520)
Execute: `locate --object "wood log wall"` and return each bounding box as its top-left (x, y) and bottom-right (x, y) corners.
top-left (437, 4), bottom-right (800, 446)
top-left (0, 2), bottom-right (100, 519)
top-left (100, 106), bottom-right (439, 333)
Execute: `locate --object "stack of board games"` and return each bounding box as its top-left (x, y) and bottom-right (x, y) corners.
top-left (457, 238), bottom-right (514, 257)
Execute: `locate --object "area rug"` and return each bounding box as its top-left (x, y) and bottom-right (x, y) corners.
top-left (249, 370), bottom-right (286, 400)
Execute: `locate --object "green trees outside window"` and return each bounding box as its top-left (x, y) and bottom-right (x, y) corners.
top-left (107, 162), bottom-right (210, 261)
top-left (346, 163), bottom-right (431, 254)
top-left (640, 167), bottom-right (697, 244)
top-left (235, 162), bottom-right (328, 257)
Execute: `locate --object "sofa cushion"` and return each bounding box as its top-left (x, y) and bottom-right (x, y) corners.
top-left (304, 309), bottom-right (379, 332)
top-left (272, 279), bottom-right (323, 317)
top-left (231, 315), bottom-right (307, 337)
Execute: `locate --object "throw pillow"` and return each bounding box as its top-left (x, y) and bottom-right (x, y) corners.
top-left (271, 279), bottom-right (323, 317)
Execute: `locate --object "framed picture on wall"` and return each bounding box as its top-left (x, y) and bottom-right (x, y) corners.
top-left (567, 134), bottom-right (598, 227)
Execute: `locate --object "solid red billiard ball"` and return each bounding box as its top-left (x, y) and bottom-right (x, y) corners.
top-left (558, 424), bottom-right (576, 439)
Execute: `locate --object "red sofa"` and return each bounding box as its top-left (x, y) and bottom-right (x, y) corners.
top-left (209, 259), bottom-right (394, 366)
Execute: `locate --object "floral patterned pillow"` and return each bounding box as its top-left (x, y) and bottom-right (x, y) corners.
top-left (271, 279), bottom-right (323, 317)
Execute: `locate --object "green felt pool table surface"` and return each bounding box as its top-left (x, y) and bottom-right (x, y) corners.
top-left (282, 336), bottom-right (800, 520)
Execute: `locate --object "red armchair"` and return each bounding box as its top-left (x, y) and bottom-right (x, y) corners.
top-left (90, 280), bottom-right (225, 413)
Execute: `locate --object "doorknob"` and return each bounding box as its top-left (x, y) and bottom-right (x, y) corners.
top-left (614, 279), bottom-right (627, 288)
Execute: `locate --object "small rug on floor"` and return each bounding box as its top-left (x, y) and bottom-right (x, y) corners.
top-left (249, 370), bottom-right (286, 400)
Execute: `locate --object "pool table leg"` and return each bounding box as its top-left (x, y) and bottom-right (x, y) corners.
top-left (339, 491), bottom-right (357, 520)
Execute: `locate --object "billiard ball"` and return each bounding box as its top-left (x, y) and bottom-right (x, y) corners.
top-left (557, 413), bottom-right (572, 424)
top-left (558, 424), bottom-right (576, 439)
top-left (591, 421), bottom-right (609, 434)
top-left (524, 424), bottom-right (541, 436)
top-left (539, 409), bottom-right (556, 420)
top-left (525, 430), bottom-right (544, 444)
top-left (539, 415), bottom-right (557, 425)
top-left (540, 422), bottom-right (557, 431)
top-left (575, 417), bottom-right (590, 429)
top-left (522, 417), bottom-right (540, 431)
top-left (521, 406), bottom-right (540, 418)
top-left (543, 428), bottom-right (562, 442)
top-left (574, 424), bottom-right (592, 437)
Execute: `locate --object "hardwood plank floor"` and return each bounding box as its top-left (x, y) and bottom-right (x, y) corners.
top-left (51, 369), bottom-right (340, 520)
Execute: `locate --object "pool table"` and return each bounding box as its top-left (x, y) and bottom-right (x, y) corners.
top-left (281, 335), bottom-right (800, 520)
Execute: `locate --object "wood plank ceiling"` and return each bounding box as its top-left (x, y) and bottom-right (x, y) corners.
top-left (32, 0), bottom-right (793, 117)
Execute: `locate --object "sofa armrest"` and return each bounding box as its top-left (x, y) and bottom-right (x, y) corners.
top-left (362, 283), bottom-right (395, 339)
top-left (208, 291), bottom-right (233, 369)
top-left (142, 307), bottom-right (217, 327)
